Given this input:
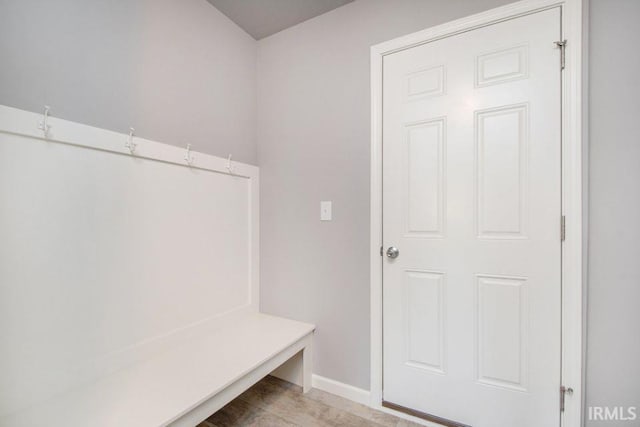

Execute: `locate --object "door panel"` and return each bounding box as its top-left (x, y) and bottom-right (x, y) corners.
top-left (382, 8), bottom-right (561, 427)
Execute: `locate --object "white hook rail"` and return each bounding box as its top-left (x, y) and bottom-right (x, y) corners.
top-left (184, 144), bottom-right (195, 166)
top-left (1, 106), bottom-right (257, 179)
top-left (125, 127), bottom-right (136, 154)
top-left (38, 105), bottom-right (51, 137)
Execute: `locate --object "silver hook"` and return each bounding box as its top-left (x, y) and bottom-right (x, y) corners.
top-left (226, 154), bottom-right (233, 174)
top-left (125, 127), bottom-right (136, 154)
top-left (184, 144), bottom-right (195, 166)
top-left (38, 105), bottom-right (51, 137)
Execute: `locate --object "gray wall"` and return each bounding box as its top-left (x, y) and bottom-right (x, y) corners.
top-left (256, 0), bottom-right (513, 390)
top-left (586, 0), bottom-right (640, 425)
top-left (0, 0), bottom-right (258, 164)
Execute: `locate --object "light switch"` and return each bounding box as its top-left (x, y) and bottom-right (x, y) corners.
top-left (320, 201), bottom-right (332, 221)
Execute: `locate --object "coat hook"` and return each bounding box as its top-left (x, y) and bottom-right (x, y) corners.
top-left (38, 105), bottom-right (51, 137)
top-left (226, 154), bottom-right (233, 173)
top-left (184, 144), bottom-right (195, 166)
top-left (125, 127), bottom-right (136, 154)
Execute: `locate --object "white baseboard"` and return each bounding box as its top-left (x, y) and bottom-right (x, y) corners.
top-left (311, 374), bottom-right (370, 406)
top-left (310, 375), bottom-right (435, 426)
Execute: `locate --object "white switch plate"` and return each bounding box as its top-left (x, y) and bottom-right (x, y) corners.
top-left (320, 201), bottom-right (332, 221)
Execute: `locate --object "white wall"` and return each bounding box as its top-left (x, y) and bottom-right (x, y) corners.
top-left (0, 108), bottom-right (258, 415)
top-left (0, 0), bottom-right (257, 164)
top-left (256, 0), bottom-right (513, 390)
top-left (585, 0), bottom-right (640, 425)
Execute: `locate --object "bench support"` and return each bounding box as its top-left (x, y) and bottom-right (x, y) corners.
top-left (303, 336), bottom-right (313, 393)
top-left (169, 332), bottom-right (314, 427)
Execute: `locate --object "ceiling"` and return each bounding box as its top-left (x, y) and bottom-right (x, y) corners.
top-left (206, 0), bottom-right (354, 40)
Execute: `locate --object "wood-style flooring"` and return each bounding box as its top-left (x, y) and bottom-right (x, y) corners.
top-left (197, 376), bottom-right (423, 427)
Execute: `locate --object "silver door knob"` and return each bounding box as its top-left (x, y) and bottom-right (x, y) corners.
top-left (386, 246), bottom-right (399, 259)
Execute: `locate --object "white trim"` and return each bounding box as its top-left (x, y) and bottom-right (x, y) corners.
top-left (311, 375), bottom-right (371, 406)
top-left (559, 1), bottom-right (585, 426)
top-left (310, 374), bottom-right (450, 427)
top-left (0, 104), bottom-right (261, 313)
top-left (311, 375), bottom-right (438, 427)
top-left (369, 1), bottom-right (584, 426)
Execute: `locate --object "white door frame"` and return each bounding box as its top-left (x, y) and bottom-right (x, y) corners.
top-left (369, 0), bottom-right (584, 425)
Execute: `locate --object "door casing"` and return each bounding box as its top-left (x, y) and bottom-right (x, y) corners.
top-left (369, 0), bottom-right (585, 426)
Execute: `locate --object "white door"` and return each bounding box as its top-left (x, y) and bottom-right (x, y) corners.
top-left (382, 8), bottom-right (562, 427)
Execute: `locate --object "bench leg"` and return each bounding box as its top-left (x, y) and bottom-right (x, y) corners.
top-left (302, 337), bottom-right (313, 393)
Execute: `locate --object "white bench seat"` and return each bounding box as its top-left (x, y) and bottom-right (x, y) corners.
top-left (1, 313), bottom-right (315, 427)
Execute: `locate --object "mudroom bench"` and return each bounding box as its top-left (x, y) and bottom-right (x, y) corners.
top-left (1, 313), bottom-right (314, 427)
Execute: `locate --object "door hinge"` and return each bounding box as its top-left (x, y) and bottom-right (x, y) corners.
top-left (560, 385), bottom-right (574, 412)
top-left (561, 215), bottom-right (566, 242)
top-left (555, 40), bottom-right (567, 70)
